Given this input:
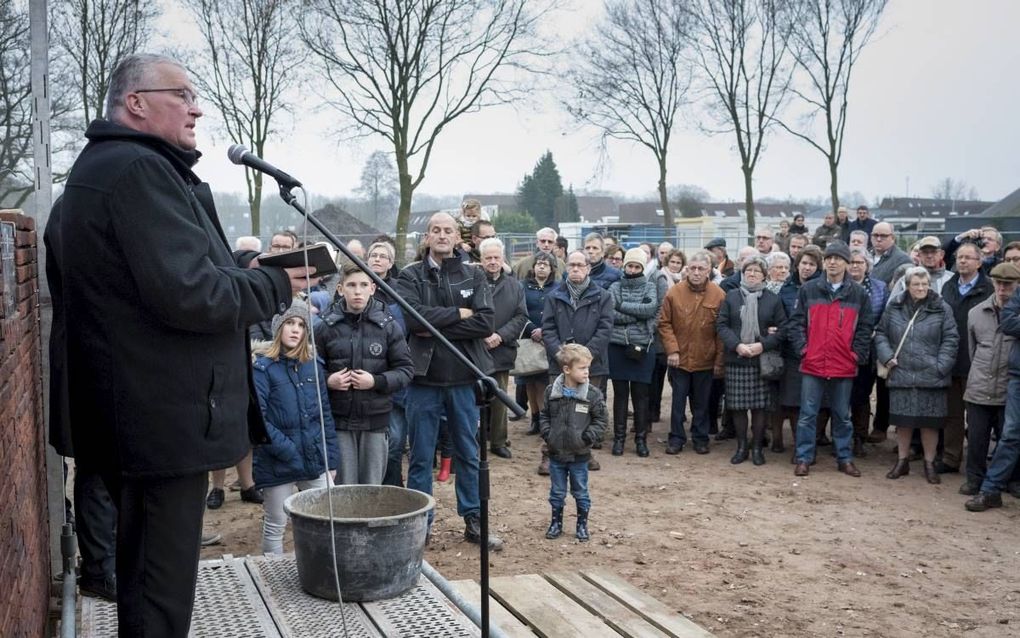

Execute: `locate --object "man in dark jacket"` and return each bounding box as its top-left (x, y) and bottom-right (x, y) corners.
top-left (396, 212), bottom-right (503, 549)
top-left (583, 232), bottom-right (622, 289)
top-left (847, 205), bottom-right (877, 246)
top-left (478, 238), bottom-right (528, 458)
top-left (965, 281), bottom-right (1020, 511)
top-left (45, 54), bottom-right (307, 637)
top-left (937, 242), bottom-right (993, 474)
top-left (870, 222), bottom-right (913, 285)
top-left (788, 241), bottom-right (874, 477)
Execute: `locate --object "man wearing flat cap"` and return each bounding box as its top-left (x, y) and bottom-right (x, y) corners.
top-left (705, 237), bottom-right (734, 277)
top-left (888, 236), bottom-right (953, 299)
top-left (960, 263), bottom-right (1020, 503)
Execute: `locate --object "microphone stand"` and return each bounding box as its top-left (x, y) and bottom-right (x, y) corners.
top-left (278, 183), bottom-right (519, 637)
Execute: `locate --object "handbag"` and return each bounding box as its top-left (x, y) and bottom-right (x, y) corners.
top-left (623, 331), bottom-right (652, 361)
top-left (876, 307), bottom-right (921, 379)
top-left (510, 325), bottom-right (548, 376)
top-left (759, 348), bottom-right (784, 381)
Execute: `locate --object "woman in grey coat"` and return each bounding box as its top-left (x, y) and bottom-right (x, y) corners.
top-left (606, 248), bottom-right (660, 457)
top-left (875, 267), bottom-right (959, 484)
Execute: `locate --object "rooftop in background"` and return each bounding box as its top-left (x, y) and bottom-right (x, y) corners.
top-left (617, 201), bottom-right (808, 224)
top-left (877, 197), bottom-right (996, 219)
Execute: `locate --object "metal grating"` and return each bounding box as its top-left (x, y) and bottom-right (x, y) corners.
top-left (80, 557), bottom-right (280, 638)
top-left (362, 576), bottom-right (480, 638)
top-left (247, 554), bottom-right (380, 637)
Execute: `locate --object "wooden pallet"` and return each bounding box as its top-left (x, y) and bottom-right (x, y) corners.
top-left (451, 569), bottom-right (713, 638)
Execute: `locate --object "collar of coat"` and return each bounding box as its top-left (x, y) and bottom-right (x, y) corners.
top-left (889, 289), bottom-right (944, 313)
top-left (549, 374), bottom-right (591, 401)
top-left (321, 296), bottom-right (391, 328)
top-left (84, 119), bottom-right (201, 179)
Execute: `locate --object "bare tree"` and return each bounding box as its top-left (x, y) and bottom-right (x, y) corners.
top-left (775, 0), bottom-right (887, 214)
top-left (931, 177), bottom-right (978, 202)
top-left (301, 0), bottom-right (552, 258)
top-left (689, 0), bottom-right (798, 239)
top-left (565, 0), bottom-right (689, 229)
top-left (51, 0), bottom-right (159, 128)
top-left (0, 0), bottom-right (33, 206)
top-left (354, 150), bottom-right (399, 228)
top-left (184, 0), bottom-right (301, 235)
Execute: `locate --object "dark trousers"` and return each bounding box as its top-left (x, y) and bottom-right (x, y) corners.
top-left (668, 369), bottom-right (713, 447)
top-left (100, 470), bottom-right (208, 638)
top-left (612, 379), bottom-right (649, 440)
top-left (648, 353), bottom-right (668, 420)
top-left (74, 464), bottom-right (117, 583)
top-left (708, 377), bottom-right (729, 434)
top-left (965, 402), bottom-right (1020, 486)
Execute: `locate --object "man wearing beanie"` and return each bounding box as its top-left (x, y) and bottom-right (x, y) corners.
top-left (788, 241), bottom-right (874, 477)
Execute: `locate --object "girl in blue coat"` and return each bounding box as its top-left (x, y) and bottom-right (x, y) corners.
top-left (252, 300), bottom-right (340, 554)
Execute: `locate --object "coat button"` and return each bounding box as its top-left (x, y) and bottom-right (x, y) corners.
top-left (210, 398), bottom-right (217, 408)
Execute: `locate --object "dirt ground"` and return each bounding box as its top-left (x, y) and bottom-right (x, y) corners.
top-left (202, 383), bottom-right (1020, 638)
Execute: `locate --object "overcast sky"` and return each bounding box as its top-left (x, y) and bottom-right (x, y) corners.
top-left (173, 0), bottom-right (1020, 207)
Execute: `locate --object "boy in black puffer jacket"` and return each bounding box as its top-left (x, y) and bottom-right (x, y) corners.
top-left (539, 344), bottom-right (607, 542)
top-left (315, 265), bottom-right (414, 485)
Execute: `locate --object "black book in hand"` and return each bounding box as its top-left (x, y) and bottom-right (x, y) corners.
top-left (258, 243), bottom-right (338, 276)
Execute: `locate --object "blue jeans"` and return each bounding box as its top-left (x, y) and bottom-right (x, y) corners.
top-left (796, 374), bottom-right (854, 464)
top-left (382, 406), bottom-right (407, 487)
top-left (406, 384), bottom-right (480, 522)
top-left (548, 459), bottom-right (590, 511)
top-left (980, 377), bottom-right (1020, 495)
top-left (667, 368), bottom-right (713, 447)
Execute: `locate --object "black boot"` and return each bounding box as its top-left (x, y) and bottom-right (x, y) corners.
top-left (635, 435), bottom-right (649, 457)
top-left (730, 412), bottom-right (749, 464)
top-left (545, 507), bottom-right (563, 539)
top-left (611, 437), bottom-right (625, 456)
top-left (527, 414), bottom-right (540, 435)
top-left (575, 508), bottom-right (590, 542)
top-left (750, 412), bottom-right (766, 466)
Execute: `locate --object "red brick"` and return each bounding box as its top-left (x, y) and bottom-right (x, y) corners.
top-left (0, 210), bottom-right (34, 231)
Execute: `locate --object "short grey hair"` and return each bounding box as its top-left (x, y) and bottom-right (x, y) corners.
top-left (479, 237), bottom-right (505, 257)
top-left (234, 236), bottom-right (261, 252)
top-left (766, 252), bottom-right (791, 269)
top-left (583, 232), bottom-right (604, 247)
top-left (849, 248), bottom-right (872, 271)
top-left (849, 230), bottom-right (868, 244)
top-left (106, 53), bottom-right (184, 120)
top-left (536, 227), bottom-right (558, 240)
top-left (688, 250), bottom-right (713, 268)
top-left (903, 266), bottom-right (931, 287)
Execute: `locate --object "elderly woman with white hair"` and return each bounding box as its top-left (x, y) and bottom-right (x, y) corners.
top-left (765, 252), bottom-right (791, 294)
top-left (875, 266), bottom-right (958, 484)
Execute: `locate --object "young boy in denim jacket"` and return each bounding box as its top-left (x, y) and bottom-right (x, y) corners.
top-left (540, 344), bottom-right (607, 541)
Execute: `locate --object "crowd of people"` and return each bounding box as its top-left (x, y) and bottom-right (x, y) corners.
top-left (230, 202), bottom-right (1020, 554)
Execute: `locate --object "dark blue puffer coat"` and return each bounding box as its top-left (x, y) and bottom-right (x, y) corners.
top-left (252, 354), bottom-right (339, 490)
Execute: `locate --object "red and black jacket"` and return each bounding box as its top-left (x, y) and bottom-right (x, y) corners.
top-left (788, 275), bottom-right (874, 379)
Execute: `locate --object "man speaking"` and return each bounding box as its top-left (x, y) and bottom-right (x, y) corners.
top-left (45, 54), bottom-right (309, 636)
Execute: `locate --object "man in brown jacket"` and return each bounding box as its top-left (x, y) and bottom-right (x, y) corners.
top-left (658, 250), bottom-right (725, 454)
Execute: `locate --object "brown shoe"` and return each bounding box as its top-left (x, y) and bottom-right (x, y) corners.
top-left (588, 455), bottom-right (601, 471)
top-left (923, 462), bottom-right (941, 485)
top-left (538, 450), bottom-right (550, 476)
top-left (886, 458), bottom-right (910, 479)
top-left (794, 463), bottom-right (809, 477)
top-left (838, 461), bottom-right (861, 477)
top-left (866, 431), bottom-right (887, 444)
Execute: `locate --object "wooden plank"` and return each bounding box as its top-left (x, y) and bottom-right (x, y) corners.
top-left (545, 572), bottom-right (669, 638)
top-left (489, 574), bottom-right (619, 638)
top-left (581, 569), bottom-right (715, 638)
top-left (450, 579), bottom-right (537, 638)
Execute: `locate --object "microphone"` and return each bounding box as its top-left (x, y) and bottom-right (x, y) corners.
top-left (227, 144), bottom-right (302, 188)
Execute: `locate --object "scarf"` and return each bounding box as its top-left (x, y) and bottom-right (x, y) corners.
top-left (738, 280), bottom-right (765, 344)
top-left (663, 268), bottom-right (684, 286)
top-left (765, 279), bottom-right (784, 294)
top-left (565, 277), bottom-right (591, 307)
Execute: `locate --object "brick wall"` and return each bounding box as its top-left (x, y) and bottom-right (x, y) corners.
top-left (0, 210), bottom-right (51, 638)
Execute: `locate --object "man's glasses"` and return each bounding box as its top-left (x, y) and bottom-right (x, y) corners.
top-left (755, 236), bottom-right (771, 240)
top-left (135, 87), bottom-right (199, 106)
top-left (871, 233), bottom-right (892, 239)
top-left (367, 252), bottom-right (392, 261)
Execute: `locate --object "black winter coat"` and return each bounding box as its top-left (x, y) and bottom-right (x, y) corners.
top-left (46, 120), bottom-right (290, 478)
top-left (485, 273), bottom-right (529, 372)
top-left (542, 282), bottom-right (614, 377)
top-left (940, 272), bottom-right (993, 377)
top-left (716, 288), bottom-right (787, 367)
top-left (315, 297), bottom-right (414, 432)
top-left (395, 249), bottom-right (495, 385)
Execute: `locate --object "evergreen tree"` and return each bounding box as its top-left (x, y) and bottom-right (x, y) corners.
top-left (556, 185), bottom-right (580, 223)
top-left (516, 151), bottom-right (563, 227)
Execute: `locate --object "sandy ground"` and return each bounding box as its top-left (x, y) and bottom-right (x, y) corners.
top-left (202, 383), bottom-right (1020, 638)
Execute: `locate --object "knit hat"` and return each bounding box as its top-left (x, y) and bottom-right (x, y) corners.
top-left (623, 248), bottom-right (646, 268)
top-left (271, 299), bottom-right (311, 336)
top-left (823, 241), bottom-right (851, 263)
